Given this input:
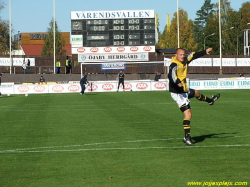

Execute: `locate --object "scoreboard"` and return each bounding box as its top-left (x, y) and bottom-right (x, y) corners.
top-left (71, 10), bottom-right (156, 48)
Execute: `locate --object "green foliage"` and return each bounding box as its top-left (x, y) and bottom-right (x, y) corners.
top-left (193, 0), bottom-right (215, 51)
top-left (0, 1), bottom-right (11, 55)
top-left (0, 90), bottom-right (249, 186)
top-left (0, 21), bottom-right (10, 55)
top-left (165, 9), bottom-right (198, 51)
top-left (42, 19), bottom-right (66, 56)
top-left (156, 0), bottom-right (249, 55)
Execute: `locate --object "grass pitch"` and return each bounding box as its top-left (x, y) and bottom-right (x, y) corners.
top-left (0, 90), bottom-right (249, 187)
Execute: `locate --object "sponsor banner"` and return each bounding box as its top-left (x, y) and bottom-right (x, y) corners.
top-left (236, 58), bottom-right (250, 66)
top-left (134, 82), bottom-right (150, 91)
top-left (237, 80), bottom-right (250, 89)
top-left (14, 84), bottom-right (48, 94)
top-left (219, 80), bottom-right (238, 89)
top-left (189, 79), bottom-right (250, 90)
top-left (6, 78), bottom-right (250, 95)
top-left (0, 58), bottom-right (35, 66)
top-left (189, 58), bottom-right (212, 66)
top-left (101, 62), bottom-right (125, 70)
top-left (86, 82), bottom-right (116, 92)
top-left (48, 84), bottom-right (81, 93)
top-left (0, 83), bottom-right (14, 94)
top-left (164, 58), bottom-right (250, 67)
top-left (151, 81), bottom-right (168, 91)
top-left (189, 80), bottom-right (219, 90)
top-left (78, 52), bottom-right (148, 62)
top-left (72, 46), bottom-right (155, 54)
top-left (71, 35), bottom-right (83, 47)
top-left (101, 83), bottom-right (116, 91)
top-left (71, 10), bottom-right (155, 20)
top-left (213, 58), bottom-right (236, 67)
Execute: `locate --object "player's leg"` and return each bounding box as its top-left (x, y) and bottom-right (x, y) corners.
top-left (80, 83), bottom-right (84, 95)
top-left (181, 105), bottom-right (194, 146)
top-left (122, 80), bottom-right (125, 91)
top-left (82, 84), bottom-right (86, 95)
top-left (189, 89), bottom-right (220, 105)
top-left (171, 93), bottom-right (194, 146)
top-left (117, 81), bottom-right (120, 91)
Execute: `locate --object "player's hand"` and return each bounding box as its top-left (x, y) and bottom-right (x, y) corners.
top-left (206, 48), bottom-right (212, 55)
top-left (178, 83), bottom-right (183, 87)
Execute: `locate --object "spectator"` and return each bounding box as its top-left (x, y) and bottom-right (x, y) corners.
top-left (27, 59), bottom-right (31, 74)
top-left (22, 60), bottom-right (27, 74)
top-left (154, 72), bottom-right (161, 81)
top-left (39, 76), bottom-right (46, 83)
top-left (56, 59), bottom-right (61, 74)
top-left (68, 58), bottom-right (72, 74)
top-left (65, 57), bottom-right (72, 74)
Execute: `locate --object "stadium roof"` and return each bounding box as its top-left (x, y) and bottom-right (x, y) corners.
top-left (156, 48), bottom-right (191, 54)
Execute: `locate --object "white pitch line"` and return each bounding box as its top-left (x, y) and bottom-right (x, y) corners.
top-left (1, 144), bottom-right (250, 154)
top-left (1, 135), bottom-right (250, 154)
top-left (0, 138), bottom-right (180, 153)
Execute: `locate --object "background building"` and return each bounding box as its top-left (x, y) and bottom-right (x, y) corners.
top-left (12, 32), bottom-right (71, 56)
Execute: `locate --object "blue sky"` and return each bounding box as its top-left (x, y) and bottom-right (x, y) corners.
top-left (0, 0), bottom-right (247, 35)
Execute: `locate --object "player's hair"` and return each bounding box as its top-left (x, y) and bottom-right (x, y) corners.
top-left (175, 48), bottom-right (185, 54)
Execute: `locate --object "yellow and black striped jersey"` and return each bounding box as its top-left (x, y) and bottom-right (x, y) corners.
top-left (168, 50), bottom-right (207, 93)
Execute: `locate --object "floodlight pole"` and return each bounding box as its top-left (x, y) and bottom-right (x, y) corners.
top-left (177, 0), bottom-right (180, 48)
top-left (204, 33), bottom-right (215, 50)
top-left (53, 0), bottom-right (56, 74)
top-left (9, 0), bottom-right (12, 74)
top-left (219, 0), bottom-right (222, 74)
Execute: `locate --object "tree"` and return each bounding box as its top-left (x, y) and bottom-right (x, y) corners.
top-left (42, 19), bottom-right (66, 56)
top-left (203, 0), bottom-right (235, 55)
top-left (0, 1), bottom-right (11, 55)
top-left (193, 0), bottom-right (215, 51)
top-left (156, 25), bottom-right (168, 49)
top-left (165, 9), bottom-right (198, 51)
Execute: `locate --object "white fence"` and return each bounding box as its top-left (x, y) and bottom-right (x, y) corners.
top-left (1, 77), bottom-right (250, 95)
top-left (0, 80), bottom-right (168, 94)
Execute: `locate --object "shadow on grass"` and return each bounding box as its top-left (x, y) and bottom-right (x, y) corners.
top-left (192, 132), bottom-right (237, 144)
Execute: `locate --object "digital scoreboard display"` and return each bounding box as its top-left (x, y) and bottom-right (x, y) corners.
top-left (71, 10), bottom-right (156, 47)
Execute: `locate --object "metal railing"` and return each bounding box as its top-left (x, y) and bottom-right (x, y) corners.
top-left (12, 66), bottom-right (69, 74)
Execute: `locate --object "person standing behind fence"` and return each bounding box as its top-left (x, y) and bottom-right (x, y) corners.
top-left (65, 57), bottom-right (69, 74)
top-left (39, 76), bottom-right (45, 83)
top-left (154, 72), bottom-right (161, 81)
top-left (56, 59), bottom-right (61, 74)
top-left (27, 59), bottom-right (31, 74)
top-left (117, 70), bottom-right (125, 92)
top-left (22, 60), bottom-right (27, 74)
top-left (68, 58), bottom-right (72, 74)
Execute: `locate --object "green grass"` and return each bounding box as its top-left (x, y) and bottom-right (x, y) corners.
top-left (0, 90), bottom-right (249, 187)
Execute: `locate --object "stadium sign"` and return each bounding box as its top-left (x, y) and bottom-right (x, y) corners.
top-left (101, 62), bottom-right (125, 70)
top-left (78, 53), bottom-right (148, 62)
top-left (71, 10), bottom-right (154, 20)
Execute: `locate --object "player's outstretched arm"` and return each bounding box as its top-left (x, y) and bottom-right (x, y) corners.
top-left (206, 48), bottom-right (212, 55)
